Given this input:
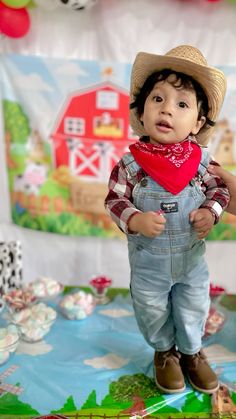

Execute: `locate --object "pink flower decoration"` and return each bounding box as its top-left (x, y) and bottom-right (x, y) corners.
top-left (210, 283), bottom-right (226, 297)
top-left (89, 276), bottom-right (112, 294)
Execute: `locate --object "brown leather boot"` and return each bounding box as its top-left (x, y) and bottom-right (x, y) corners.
top-left (154, 346), bottom-right (186, 394)
top-left (180, 349), bottom-right (219, 394)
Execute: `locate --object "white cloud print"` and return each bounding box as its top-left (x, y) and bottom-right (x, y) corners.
top-left (98, 308), bottom-right (134, 318)
top-left (16, 340), bottom-right (53, 356)
top-left (84, 353), bottom-right (130, 370)
top-left (13, 74), bottom-right (53, 92)
top-left (56, 63), bottom-right (88, 77)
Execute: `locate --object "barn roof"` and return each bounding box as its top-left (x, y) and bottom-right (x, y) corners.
top-left (51, 80), bottom-right (129, 137)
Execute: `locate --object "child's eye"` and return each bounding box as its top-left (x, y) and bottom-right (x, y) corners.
top-left (178, 101), bottom-right (188, 108)
top-left (153, 95), bottom-right (162, 102)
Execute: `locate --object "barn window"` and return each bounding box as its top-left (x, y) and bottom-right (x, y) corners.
top-left (96, 90), bottom-right (119, 110)
top-left (64, 117), bottom-right (85, 135)
top-left (93, 113), bottom-right (123, 138)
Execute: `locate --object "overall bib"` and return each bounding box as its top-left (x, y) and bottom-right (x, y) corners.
top-left (124, 149), bottom-right (211, 355)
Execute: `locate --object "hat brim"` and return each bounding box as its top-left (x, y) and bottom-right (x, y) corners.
top-left (130, 52), bottom-right (227, 145)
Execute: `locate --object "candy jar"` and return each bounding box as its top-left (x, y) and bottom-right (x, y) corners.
top-left (60, 290), bottom-right (95, 320)
top-left (0, 324), bottom-right (19, 365)
top-left (89, 275), bottom-right (112, 305)
top-left (3, 288), bottom-right (38, 314)
top-left (9, 302), bottom-right (57, 343)
top-left (27, 277), bottom-right (64, 301)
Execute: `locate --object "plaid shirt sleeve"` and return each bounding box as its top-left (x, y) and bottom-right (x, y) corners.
top-left (200, 159), bottom-right (230, 223)
top-left (104, 159), bottom-right (141, 234)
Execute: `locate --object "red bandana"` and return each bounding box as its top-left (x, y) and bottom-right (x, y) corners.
top-left (129, 138), bottom-right (201, 195)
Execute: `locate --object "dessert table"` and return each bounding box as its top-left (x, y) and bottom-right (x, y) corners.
top-left (0, 287), bottom-right (236, 419)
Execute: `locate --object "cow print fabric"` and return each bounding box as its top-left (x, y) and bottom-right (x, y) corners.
top-left (0, 241), bottom-right (22, 296)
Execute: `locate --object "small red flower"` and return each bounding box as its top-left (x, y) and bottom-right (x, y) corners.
top-left (89, 276), bottom-right (112, 294)
top-left (210, 283), bottom-right (226, 297)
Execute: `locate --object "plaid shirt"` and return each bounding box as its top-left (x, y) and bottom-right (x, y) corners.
top-left (105, 153), bottom-right (230, 234)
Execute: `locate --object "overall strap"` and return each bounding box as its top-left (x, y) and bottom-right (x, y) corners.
top-left (121, 152), bottom-right (141, 179)
top-left (198, 147), bottom-right (211, 177)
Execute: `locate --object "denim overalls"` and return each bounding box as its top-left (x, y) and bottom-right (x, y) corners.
top-left (124, 148), bottom-right (210, 355)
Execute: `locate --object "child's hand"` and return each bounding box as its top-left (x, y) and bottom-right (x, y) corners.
top-left (128, 211), bottom-right (166, 237)
top-left (189, 208), bottom-right (215, 239)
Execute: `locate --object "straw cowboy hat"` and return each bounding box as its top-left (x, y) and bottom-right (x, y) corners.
top-left (130, 45), bottom-right (227, 145)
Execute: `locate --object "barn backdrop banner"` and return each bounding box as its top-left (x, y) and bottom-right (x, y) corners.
top-left (1, 54), bottom-right (236, 240)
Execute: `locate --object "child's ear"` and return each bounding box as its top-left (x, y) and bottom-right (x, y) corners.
top-left (192, 116), bottom-right (206, 135)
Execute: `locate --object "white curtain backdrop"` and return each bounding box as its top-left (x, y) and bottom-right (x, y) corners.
top-left (0, 0), bottom-right (236, 291)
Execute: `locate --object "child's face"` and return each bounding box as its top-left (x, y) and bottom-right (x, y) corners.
top-left (140, 75), bottom-right (206, 144)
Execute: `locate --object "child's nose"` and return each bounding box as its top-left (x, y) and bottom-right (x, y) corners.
top-left (160, 102), bottom-right (172, 116)
top-left (161, 108), bottom-right (172, 116)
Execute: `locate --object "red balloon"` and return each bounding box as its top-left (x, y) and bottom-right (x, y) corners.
top-left (0, 2), bottom-right (30, 38)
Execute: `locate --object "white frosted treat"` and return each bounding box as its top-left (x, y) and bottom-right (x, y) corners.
top-left (0, 325), bottom-right (19, 364)
top-left (60, 291), bottom-right (95, 320)
top-left (10, 302), bottom-right (57, 342)
top-left (29, 277), bottom-right (63, 298)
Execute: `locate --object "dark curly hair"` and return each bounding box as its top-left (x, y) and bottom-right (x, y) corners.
top-left (130, 69), bottom-right (214, 128)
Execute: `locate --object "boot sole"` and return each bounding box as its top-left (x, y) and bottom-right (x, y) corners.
top-left (188, 375), bottom-right (219, 394)
top-left (154, 366), bottom-right (186, 394)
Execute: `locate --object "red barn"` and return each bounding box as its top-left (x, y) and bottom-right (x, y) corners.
top-left (50, 81), bottom-right (137, 181)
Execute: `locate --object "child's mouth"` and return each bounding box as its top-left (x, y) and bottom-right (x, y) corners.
top-left (156, 121), bottom-right (172, 132)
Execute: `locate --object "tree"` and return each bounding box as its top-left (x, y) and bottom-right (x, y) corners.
top-left (102, 373), bottom-right (179, 415)
top-left (51, 395), bottom-right (77, 413)
top-left (81, 390), bottom-right (98, 409)
top-left (109, 373), bottom-right (159, 402)
top-left (231, 390), bottom-right (236, 405)
top-left (0, 393), bottom-right (39, 415)
top-left (3, 99), bottom-right (30, 144)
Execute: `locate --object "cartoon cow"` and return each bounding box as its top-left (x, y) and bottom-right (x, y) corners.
top-left (14, 162), bottom-right (48, 196)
